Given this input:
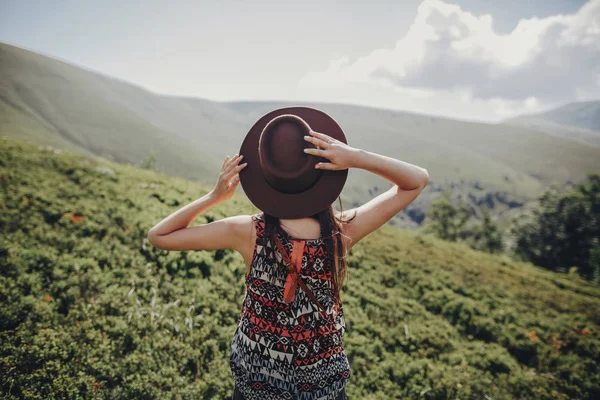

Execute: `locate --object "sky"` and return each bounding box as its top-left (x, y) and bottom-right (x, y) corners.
top-left (0, 0), bottom-right (598, 122)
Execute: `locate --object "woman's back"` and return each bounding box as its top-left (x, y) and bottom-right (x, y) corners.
top-left (230, 213), bottom-right (351, 400)
top-left (147, 108), bottom-right (429, 400)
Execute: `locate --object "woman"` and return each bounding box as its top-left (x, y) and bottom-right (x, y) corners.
top-left (147, 107), bottom-right (429, 400)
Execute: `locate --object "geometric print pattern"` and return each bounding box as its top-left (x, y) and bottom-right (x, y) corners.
top-left (230, 213), bottom-right (351, 400)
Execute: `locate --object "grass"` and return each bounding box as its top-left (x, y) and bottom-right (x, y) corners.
top-left (1, 136), bottom-right (599, 399)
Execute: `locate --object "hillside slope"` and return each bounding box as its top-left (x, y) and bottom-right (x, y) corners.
top-left (0, 42), bottom-right (238, 180)
top-left (506, 100), bottom-right (600, 147)
top-left (3, 43), bottom-right (600, 229)
top-left (1, 137), bottom-right (598, 399)
top-left (503, 118), bottom-right (600, 147)
top-left (508, 100), bottom-right (600, 133)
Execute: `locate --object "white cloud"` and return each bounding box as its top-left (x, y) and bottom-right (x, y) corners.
top-left (299, 0), bottom-right (600, 121)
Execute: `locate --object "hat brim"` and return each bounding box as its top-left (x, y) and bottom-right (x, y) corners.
top-left (239, 106), bottom-right (348, 219)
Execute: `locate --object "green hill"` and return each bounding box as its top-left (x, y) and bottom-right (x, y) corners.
top-left (506, 100), bottom-right (600, 147)
top-left (0, 42), bottom-right (243, 181)
top-left (503, 119), bottom-right (600, 147)
top-left (508, 101), bottom-right (600, 134)
top-left (2, 42), bottom-right (600, 229)
top-left (1, 136), bottom-right (599, 399)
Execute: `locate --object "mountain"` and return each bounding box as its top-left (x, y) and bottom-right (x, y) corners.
top-left (506, 101), bottom-right (600, 146)
top-left (0, 42), bottom-right (247, 181)
top-left (510, 101), bottom-right (600, 132)
top-left (2, 42), bottom-right (600, 228)
top-left (1, 136), bottom-right (599, 399)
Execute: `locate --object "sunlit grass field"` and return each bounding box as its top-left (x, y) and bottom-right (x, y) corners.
top-left (1, 136), bottom-right (598, 399)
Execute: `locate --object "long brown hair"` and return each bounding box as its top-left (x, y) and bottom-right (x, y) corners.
top-left (262, 197), bottom-right (357, 302)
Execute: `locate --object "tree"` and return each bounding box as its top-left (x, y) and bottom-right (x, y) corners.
top-left (511, 173), bottom-right (600, 280)
top-left (469, 207), bottom-right (503, 254)
top-left (140, 150), bottom-right (157, 170)
top-left (422, 190), bottom-right (471, 242)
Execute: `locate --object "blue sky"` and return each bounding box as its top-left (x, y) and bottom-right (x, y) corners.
top-left (0, 0), bottom-right (597, 122)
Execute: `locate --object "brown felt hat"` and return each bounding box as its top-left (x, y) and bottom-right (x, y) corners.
top-left (238, 106), bottom-right (348, 219)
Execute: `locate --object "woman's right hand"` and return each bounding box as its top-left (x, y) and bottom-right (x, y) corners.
top-left (303, 130), bottom-right (360, 170)
top-left (210, 154), bottom-right (247, 201)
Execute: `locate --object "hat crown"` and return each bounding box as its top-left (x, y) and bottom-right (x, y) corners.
top-left (238, 106), bottom-right (348, 219)
top-left (258, 115), bottom-right (322, 194)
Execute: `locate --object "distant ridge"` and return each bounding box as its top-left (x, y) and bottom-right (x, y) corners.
top-left (506, 101), bottom-right (600, 146)
top-left (2, 42), bottom-right (600, 228)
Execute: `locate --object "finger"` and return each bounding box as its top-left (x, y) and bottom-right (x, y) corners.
top-left (221, 155), bottom-right (230, 170)
top-left (304, 135), bottom-right (329, 149)
top-left (225, 173), bottom-right (242, 190)
top-left (223, 155), bottom-right (243, 174)
top-left (225, 178), bottom-right (236, 190)
top-left (223, 162), bottom-right (247, 180)
top-left (315, 162), bottom-right (338, 170)
top-left (303, 148), bottom-right (327, 157)
top-left (224, 161), bottom-right (246, 177)
top-left (229, 175), bottom-right (241, 189)
top-left (227, 153), bottom-right (241, 166)
top-left (310, 130), bottom-right (335, 143)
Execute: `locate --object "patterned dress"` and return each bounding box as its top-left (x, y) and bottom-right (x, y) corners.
top-left (229, 213), bottom-right (351, 400)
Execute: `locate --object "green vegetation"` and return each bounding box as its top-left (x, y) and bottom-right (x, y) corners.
top-left (422, 192), bottom-right (504, 254)
top-left (470, 208), bottom-right (504, 254)
top-left (422, 176), bottom-right (600, 283)
top-left (421, 191), bottom-right (471, 243)
top-left (1, 137), bottom-right (599, 399)
top-left (510, 174), bottom-right (600, 281)
top-left (139, 150), bottom-right (158, 171)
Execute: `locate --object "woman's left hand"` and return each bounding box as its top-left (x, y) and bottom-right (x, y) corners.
top-left (210, 154), bottom-right (247, 201)
top-left (303, 130), bottom-right (359, 170)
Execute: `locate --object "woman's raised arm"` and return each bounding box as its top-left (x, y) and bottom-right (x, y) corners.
top-left (304, 130), bottom-right (429, 250)
top-left (147, 154), bottom-right (251, 252)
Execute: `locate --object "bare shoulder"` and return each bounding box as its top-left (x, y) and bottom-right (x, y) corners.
top-left (147, 213), bottom-right (256, 252)
top-left (224, 214), bottom-right (258, 268)
top-left (221, 214), bottom-right (256, 250)
top-left (220, 214), bottom-right (255, 232)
